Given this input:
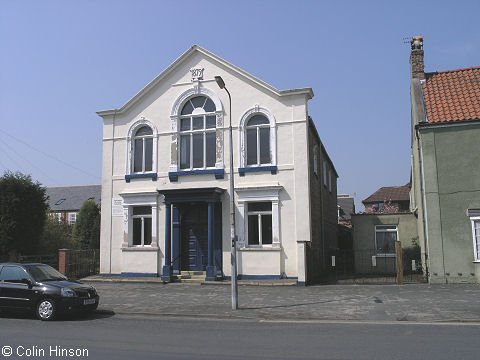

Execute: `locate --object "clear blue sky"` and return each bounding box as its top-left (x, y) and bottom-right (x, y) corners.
top-left (1, 0), bottom-right (479, 209)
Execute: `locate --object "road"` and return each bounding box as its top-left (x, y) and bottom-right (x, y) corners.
top-left (1, 312), bottom-right (479, 360)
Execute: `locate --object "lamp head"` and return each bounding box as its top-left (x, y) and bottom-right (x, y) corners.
top-left (215, 76), bottom-right (225, 89)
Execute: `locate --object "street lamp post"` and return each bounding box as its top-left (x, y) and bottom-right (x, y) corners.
top-left (215, 75), bottom-right (238, 310)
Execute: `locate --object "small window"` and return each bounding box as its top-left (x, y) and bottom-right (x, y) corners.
top-left (131, 206), bottom-right (152, 247)
top-left (55, 199), bottom-right (66, 206)
top-left (471, 218), bottom-right (480, 261)
top-left (247, 202), bottom-right (272, 246)
top-left (328, 170), bottom-right (332, 192)
top-left (68, 213), bottom-right (77, 225)
top-left (323, 161), bottom-right (327, 186)
top-left (0, 266), bottom-right (29, 283)
top-left (246, 115), bottom-right (270, 166)
top-left (375, 225), bottom-right (397, 255)
top-left (133, 126), bottom-right (154, 173)
top-left (313, 145), bottom-right (319, 176)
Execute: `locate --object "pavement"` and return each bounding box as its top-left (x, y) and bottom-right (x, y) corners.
top-left (81, 278), bottom-right (480, 323)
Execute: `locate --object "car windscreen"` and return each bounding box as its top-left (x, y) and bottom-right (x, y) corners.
top-left (24, 264), bottom-right (67, 282)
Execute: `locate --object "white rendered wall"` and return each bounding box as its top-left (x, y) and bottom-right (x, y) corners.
top-left (99, 51), bottom-right (312, 278)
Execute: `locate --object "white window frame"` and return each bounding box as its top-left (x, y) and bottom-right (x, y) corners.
top-left (245, 116), bottom-right (271, 167)
top-left (131, 207), bottom-right (153, 247)
top-left (470, 216), bottom-right (480, 262)
top-left (126, 119), bottom-right (158, 176)
top-left (375, 225), bottom-right (398, 257)
top-left (68, 212), bottom-right (77, 225)
top-left (119, 191), bottom-right (159, 249)
top-left (132, 127), bottom-right (154, 173)
top-left (178, 96), bottom-right (217, 170)
top-left (239, 106), bottom-right (277, 169)
top-left (169, 87), bottom-right (224, 173)
top-left (53, 212), bottom-right (62, 223)
top-left (246, 203), bottom-right (273, 246)
top-left (236, 186), bottom-right (282, 249)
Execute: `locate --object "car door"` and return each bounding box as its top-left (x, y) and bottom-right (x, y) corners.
top-left (0, 265), bottom-right (35, 309)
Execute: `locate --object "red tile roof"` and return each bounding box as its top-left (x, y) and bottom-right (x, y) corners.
top-left (423, 66), bottom-right (480, 123)
top-left (363, 186), bottom-right (410, 204)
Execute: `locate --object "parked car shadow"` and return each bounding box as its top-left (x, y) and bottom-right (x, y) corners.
top-left (0, 309), bottom-right (115, 322)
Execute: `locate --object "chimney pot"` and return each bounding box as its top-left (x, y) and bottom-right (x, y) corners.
top-left (411, 35), bottom-right (423, 50)
top-left (410, 35), bottom-right (425, 80)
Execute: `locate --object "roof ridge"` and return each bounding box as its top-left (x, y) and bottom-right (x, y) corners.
top-left (426, 65), bottom-right (480, 75)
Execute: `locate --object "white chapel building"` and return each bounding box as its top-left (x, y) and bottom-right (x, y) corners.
top-left (98, 45), bottom-right (338, 285)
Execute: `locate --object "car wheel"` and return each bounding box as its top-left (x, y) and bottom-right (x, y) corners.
top-left (36, 299), bottom-right (56, 321)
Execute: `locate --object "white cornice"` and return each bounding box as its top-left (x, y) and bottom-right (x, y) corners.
top-left (96, 45), bottom-right (314, 118)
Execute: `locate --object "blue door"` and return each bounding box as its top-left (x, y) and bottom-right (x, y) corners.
top-left (181, 204), bottom-right (208, 271)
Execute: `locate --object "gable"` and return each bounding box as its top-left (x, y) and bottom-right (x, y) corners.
top-left (97, 45), bottom-right (313, 118)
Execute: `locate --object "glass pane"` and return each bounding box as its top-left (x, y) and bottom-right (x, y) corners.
top-left (248, 202), bottom-right (272, 212)
top-left (261, 215), bottom-right (273, 245)
top-left (180, 118), bottom-right (191, 131)
top-left (475, 221), bottom-right (480, 260)
top-left (0, 266), bottom-right (27, 282)
top-left (259, 127), bottom-right (270, 164)
top-left (133, 206), bottom-right (151, 215)
top-left (133, 139), bottom-right (143, 172)
top-left (248, 215), bottom-right (259, 245)
top-left (192, 116), bottom-right (204, 130)
top-left (191, 96), bottom-right (206, 109)
top-left (144, 138), bottom-right (153, 172)
top-left (247, 115), bottom-right (269, 126)
top-left (181, 101), bottom-right (194, 115)
top-left (205, 132), bottom-right (216, 167)
top-left (135, 126), bottom-right (153, 136)
top-left (206, 115), bottom-right (216, 129)
top-left (192, 133), bottom-right (204, 168)
top-left (180, 135), bottom-right (190, 169)
top-left (377, 232), bottom-right (396, 254)
top-left (133, 218), bottom-right (142, 246)
top-left (246, 128), bottom-right (257, 165)
top-left (204, 98), bottom-right (216, 112)
top-left (144, 218), bottom-right (152, 245)
top-left (376, 232), bottom-right (386, 253)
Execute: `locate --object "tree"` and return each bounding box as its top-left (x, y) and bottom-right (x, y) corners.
top-left (72, 200), bottom-right (100, 249)
top-left (0, 171), bottom-right (48, 256)
top-left (40, 217), bottom-right (77, 254)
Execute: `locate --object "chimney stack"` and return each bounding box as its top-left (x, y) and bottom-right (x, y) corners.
top-left (410, 35), bottom-right (425, 80)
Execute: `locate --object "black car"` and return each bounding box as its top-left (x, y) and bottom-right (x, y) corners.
top-left (0, 263), bottom-right (99, 320)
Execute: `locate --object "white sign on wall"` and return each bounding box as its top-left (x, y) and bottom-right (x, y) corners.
top-left (112, 198), bottom-right (124, 217)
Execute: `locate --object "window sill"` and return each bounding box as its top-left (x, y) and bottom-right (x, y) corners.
top-left (239, 246), bottom-right (281, 251)
top-left (121, 246), bottom-right (159, 252)
top-left (375, 254), bottom-right (396, 258)
top-left (238, 166), bottom-right (277, 176)
top-left (472, 261), bottom-right (480, 263)
top-left (125, 173), bottom-right (157, 183)
top-left (168, 168), bottom-right (224, 182)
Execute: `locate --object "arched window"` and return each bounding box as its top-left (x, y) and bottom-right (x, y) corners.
top-left (246, 115), bottom-right (270, 166)
top-left (133, 126), bottom-right (154, 173)
top-left (179, 96), bottom-right (217, 170)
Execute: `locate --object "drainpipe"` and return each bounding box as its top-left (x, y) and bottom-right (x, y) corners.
top-left (109, 110), bottom-right (118, 274)
top-left (416, 127), bottom-right (430, 282)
